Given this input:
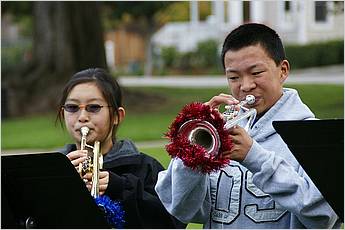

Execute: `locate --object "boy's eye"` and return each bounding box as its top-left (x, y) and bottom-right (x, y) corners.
top-left (252, 71), bottom-right (264, 75)
top-left (227, 76), bottom-right (239, 81)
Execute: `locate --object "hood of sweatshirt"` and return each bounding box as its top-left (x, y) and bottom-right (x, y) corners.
top-left (103, 139), bottom-right (141, 163)
top-left (237, 88), bottom-right (315, 142)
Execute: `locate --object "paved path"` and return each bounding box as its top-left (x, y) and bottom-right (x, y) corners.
top-left (119, 65), bottom-right (343, 87)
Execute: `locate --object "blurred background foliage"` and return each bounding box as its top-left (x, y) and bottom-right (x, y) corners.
top-left (285, 40), bottom-right (344, 69)
top-left (159, 39), bottom-right (222, 75)
top-left (156, 39), bottom-right (344, 75)
top-left (1, 1), bottom-right (178, 118)
top-left (1, 1), bottom-right (343, 119)
top-left (154, 1), bottom-right (211, 23)
top-left (2, 1), bottom-right (344, 75)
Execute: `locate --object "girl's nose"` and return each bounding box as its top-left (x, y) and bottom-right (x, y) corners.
top-left (78, 109), bottom-right (89, 123)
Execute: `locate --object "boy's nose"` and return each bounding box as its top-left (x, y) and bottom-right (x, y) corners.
top-left (240, 76), bottom-right (256, 92)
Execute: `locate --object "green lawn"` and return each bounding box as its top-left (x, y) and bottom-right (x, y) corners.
top-left (2, 85), bottom-right (343, 150)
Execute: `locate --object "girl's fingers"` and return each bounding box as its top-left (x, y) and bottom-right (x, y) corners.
top-left (66, 150), bottom-right (88, 160)
top-left (71, 156), bottom-right (87, 167)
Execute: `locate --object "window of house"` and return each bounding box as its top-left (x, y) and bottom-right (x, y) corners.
top-left (312, 1), bottom-right (334, 29)
top-left (243, 1), bottom-right (250, 23)
top-left (315, 1), bottom-right (327, 22)
top-left (284, 1), bottom-right (291, 12)
top-left (284, 1), bottom-right (293, 22)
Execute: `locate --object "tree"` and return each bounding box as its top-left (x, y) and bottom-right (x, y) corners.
top-left (103, 2), bottom-right (172, 76)
top-left (2, 2), bottom-right (106, 117)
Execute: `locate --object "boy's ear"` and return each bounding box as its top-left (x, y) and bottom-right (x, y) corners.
top-left (114, 107), bottom-right (125, 125)
top-left (280, 60), bottom-right (290, 84)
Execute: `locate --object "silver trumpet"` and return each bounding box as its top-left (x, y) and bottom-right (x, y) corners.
top-left (180, 95), bottom-right (257, 156)
top-left (78, 126), bottom-right (102, 198)
top-left (223, 95), bottom-right (256, 131)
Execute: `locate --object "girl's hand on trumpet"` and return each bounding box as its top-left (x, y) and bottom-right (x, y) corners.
top-left (83, 171), bottom-right (109, 196)
top-left (221, 125), bottom-right (253, 162)
top-left (66, 150), bottom-right (88, 171)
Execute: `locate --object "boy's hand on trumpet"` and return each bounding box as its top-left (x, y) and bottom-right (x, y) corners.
top-left (205, 93), bottom-right (239, 111)
top-left (221, 125), bottom-right (253, 162)
top-left (66, 150), bottom-right (88, 172)
top-left (83, 171), bottom-right (109, 196)
top-left (205, 93), bottom-right (254, 162)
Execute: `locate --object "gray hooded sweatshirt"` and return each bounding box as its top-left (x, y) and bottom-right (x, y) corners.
top-left (155, 88), bottom-right (340, 228)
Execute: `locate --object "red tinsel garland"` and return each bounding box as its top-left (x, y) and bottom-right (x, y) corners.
top-left (165, 102), bottom-right (233, 173)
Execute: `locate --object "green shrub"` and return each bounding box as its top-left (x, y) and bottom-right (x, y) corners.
top-left (176, 51), bottom-right (194, 70)
top-left (160, 39), bottom-right (222, 73)
top-left (285, 40), bottom-right (344, 69)
top-left (158, 39), bottom-right (343, 75)
top-left (191, 39), bottom-right (220, 68)
top-left (161, 46), bottom-right (179, 68)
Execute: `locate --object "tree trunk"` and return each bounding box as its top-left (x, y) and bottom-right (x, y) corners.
top-left (144, 34), bottom-right (153, 77)
top-left (143, 19), bottom-right (156, 77)
top-left (4, 2), bottom-right (107, 117)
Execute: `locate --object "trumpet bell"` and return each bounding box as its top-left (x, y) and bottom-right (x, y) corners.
top-left (165, 95), bottom-right (256, 173)
top-left (179, 119), bottom-right (220, 157)
top-left (165, 102), bottom-right (232, 173)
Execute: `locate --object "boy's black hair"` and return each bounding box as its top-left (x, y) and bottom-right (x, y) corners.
top-left (221, 23), bottom-right (286, 69)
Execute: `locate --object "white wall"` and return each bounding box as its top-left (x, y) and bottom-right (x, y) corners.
top-left (152, 0), bottom-right (344, 51)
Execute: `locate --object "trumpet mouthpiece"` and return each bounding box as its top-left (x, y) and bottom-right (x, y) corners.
top-left (80, 126), bottom-right (90, 136)
top-left (245, 95), bottom-right (255, 105)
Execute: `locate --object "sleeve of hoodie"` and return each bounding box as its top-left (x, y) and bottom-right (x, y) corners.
top-left (155, 158), bottom-right (212, 224)
top-left (104, 155), bottom-right (186, 228)
top-left (241, 137), bottom-right (340, 229)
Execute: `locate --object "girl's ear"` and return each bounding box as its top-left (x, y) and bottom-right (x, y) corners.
top-left (60, 107), bottom-right (64, 118)
top-left (114, 107), bottom-right (125, 125)
top-left (280, 60), bottom-right (290, 84)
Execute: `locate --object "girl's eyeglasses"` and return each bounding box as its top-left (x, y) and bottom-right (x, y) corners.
top-left (62, 104), bottom-right (111, 113)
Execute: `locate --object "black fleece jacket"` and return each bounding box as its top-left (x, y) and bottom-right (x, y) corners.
top-left (59, 139), bottom-right (186, 229)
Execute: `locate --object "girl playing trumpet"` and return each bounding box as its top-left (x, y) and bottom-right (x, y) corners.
top-left (56, 68), bottom-right (185, 228)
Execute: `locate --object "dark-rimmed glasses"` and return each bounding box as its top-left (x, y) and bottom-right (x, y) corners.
top-left (62, 104), bottom-right (111, 113)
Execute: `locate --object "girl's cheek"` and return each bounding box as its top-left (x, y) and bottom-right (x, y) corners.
top-left (64, 117), bottom-right (71, 128)
top-left (65, 117), bottom-right (75, 133)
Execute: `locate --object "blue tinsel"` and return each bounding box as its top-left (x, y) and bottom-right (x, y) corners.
top-left (94, 195), bottom-right (125, 229)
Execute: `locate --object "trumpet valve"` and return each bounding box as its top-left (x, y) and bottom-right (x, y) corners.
top-left (81, 156), bottom-right (93, 175)
top-left (223, 105), bottom-right (238, 121)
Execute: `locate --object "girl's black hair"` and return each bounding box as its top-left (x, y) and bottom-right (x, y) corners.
top-left (56, 68), bottom-right (123, 139)
top-left (221, 23), bottom-right (286, 69)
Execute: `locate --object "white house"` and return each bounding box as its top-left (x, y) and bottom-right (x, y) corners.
top-left (152, 1), bottom-right (344, 52)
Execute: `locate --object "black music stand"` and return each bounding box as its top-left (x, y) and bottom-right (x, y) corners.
top-left (273, 119), bottom-right (344, 221)
top-left (1, 152), bottom-right (110, 228)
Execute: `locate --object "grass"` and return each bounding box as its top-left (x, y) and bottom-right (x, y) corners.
top-left (290, 84), bottom-right (344, 118)
top-left (1, 84), bottom-right (343, 150)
